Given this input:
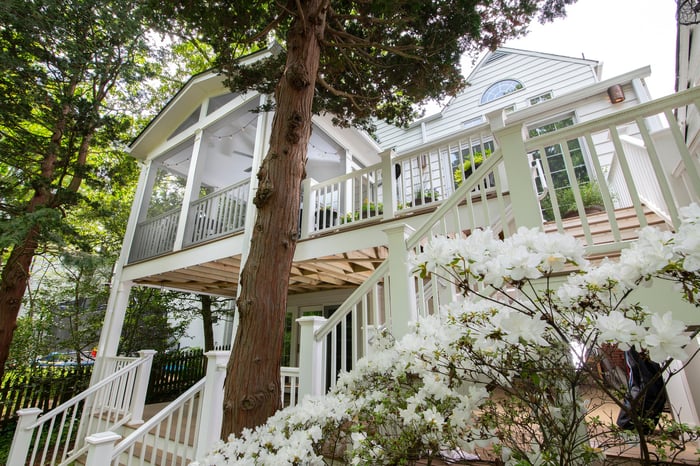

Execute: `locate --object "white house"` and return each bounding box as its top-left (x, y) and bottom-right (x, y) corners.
top-left (8, 45), bottom-right (700, 466)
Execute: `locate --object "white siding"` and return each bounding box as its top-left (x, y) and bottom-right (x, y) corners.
top-left (375, 48), bottom-right (600, 153)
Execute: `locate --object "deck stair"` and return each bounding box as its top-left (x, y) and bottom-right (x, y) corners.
top-left (543, 205), bottom-right (670, 252)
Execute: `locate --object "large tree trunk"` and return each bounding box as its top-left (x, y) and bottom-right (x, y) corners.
top-left (221, 0), bottom-right (328, 438)
top-left (0, 227), bottom-right (40, 380)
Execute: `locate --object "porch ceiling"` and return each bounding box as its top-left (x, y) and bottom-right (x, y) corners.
top-left (131, 246), bottom-right (388, 297)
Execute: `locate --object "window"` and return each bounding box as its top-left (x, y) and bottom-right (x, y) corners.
top-left (529, 92), bottom-right (553, 106)
top-left (480, 79), bottom-right (523, 104)
top-left (528, 117), bottom-right (590, 218)
top-left (167, 106), bottom-right (201, 140)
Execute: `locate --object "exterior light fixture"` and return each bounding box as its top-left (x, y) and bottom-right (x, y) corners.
top-left (607, 84), bottom-right (625, 104)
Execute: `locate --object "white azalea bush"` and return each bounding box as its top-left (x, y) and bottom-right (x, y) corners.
top-left (201, 204), bottom-right (700, 465)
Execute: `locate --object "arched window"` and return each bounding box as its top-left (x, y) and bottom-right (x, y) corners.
top-left (480, 79), bottom-right (523, 104)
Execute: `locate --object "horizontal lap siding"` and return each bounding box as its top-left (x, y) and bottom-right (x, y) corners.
top-left (374, 50), bottom-right (600, 154)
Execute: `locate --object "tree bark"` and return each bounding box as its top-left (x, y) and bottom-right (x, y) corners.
top-left (0, 228), bottom-right (40, 380)
top-left (221, 0), bottom-right (328, 438)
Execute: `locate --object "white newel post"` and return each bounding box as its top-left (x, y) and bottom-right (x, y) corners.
top-left (84, 431), bottom-right (122, 466)
top-left (195, 350), bottom-right (230, 460)
top-left (487, 110), bottom-right (542, 230)
top-left (297, 316), bottom-right (327, 398)
top-left (8, 408), bottom-right (42, 466)
top-left (383, 224), bottom-right (417, 340)
top-left (128, 349), bottom-right (157, 426)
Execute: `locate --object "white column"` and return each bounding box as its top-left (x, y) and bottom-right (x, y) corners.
top-left (127, 349), bottom-right (157, 426)
top-left (383, 224), bottom-right (417, 340)
top-left (7, 408), bottom-right (42, 466)
top-left (380, 149), bottom-right (397, 219)
top-left (84, 431), bottom-right (122, 466)
top-left (175, 128), bottom-right (205, 250)
top-left (195, 350), bottom-right (230, 459)
top-left (300, 178), bottom-right (318, 238)
top-left (297, 316), bottom-right (327, 398)
top-left (94, 281), bottom-right (133, 378)
top-left (487, 110), bottom-right (542, 230)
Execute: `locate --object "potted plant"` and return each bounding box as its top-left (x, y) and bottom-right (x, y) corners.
top-left (540, 180), bottom-right (605, 221)
top-left (315, 205), bottom-right (337, 228)
top-left (341, 201), bottom-right (383, 223)
top-left (413, 189), bottom-right (440, 206)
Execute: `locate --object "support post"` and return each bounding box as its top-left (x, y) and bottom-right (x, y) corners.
top-left (7, 408), bottom-right (42, 466)
top-left (380, 149), bottom-right (397, 219)
top-left (297, 316), bottom-right (327, 398)
top-left (383, 224), bottom-right (418, 340)
top-left (300, 178), bottom-right (318, 238)
top-left (128, 349), bottom-right (157, 426)
top-left (487, 110), bottom-right (542, 229)
top-left (195, 350), bottom-right (230, 459)
top-left (84, 431), bottom-right (122, 466)
top-left (94, 280), bottom-right (134, 382)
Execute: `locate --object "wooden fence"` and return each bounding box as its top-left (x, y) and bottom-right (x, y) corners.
top-left (0, 365), bottom-right (93, 430)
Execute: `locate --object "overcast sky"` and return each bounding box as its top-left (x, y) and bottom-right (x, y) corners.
top-left (475, 0), bottom-right (679, 98)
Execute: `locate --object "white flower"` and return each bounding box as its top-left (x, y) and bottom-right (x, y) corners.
top-left (422, 407), bottom-right (445, 430)
top-left (596, 311), bottom-right (641, 349)
top-left (494, 309), bottom-right (550, 346)
top-left (643, 312), bottom-right (689, 362)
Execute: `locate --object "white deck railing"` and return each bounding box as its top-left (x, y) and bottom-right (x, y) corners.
top-left (110, 379), bottom-right (204, 466)
top-left (308, 86), bottom-right (700, 395)
top-left (8, 352), bottom-right (154, 466)
top-left (186, 179), bottom-right (250, 246)
top-left (79, 351), bottom-right (301, 466)
top-left (130, 209), bottom-right (180, 262)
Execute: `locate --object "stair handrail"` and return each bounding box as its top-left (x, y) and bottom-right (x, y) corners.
top-left (314, 147), bottom-right (507, 343)
top-left (23, 355), bottom-right (144, 430)
top-left (10, 353), bottom-right (149, 466)
top-left (405, 147), bottom-right (505, 250)
top-left (109, 378), bottom-right (205, 464)
top-left (314, 261), bottom-right (390, 342)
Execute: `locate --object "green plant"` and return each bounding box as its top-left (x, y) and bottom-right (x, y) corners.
top-left (341, 201), bottom-right (383, 223)
top-left (413, 189), bottom-right (440, 206)
top-left (453, 149), bottom-right (491, 186)
top-left (540, 180), bottom-right (605, 221)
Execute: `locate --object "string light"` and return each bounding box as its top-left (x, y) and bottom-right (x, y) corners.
top-left (209, 116), bottom-right (258, 142)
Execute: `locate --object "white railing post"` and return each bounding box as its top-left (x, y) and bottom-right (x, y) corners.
top-left (383, 224), bottom-right (418, 340)
top-left (84, 431), bottom-right (121, 466)
top-left (297, 316), bottom-right (327, 398)
top-left (128, 349), bottom-right (157, 426)
top-left (195, 350), bottom-right (230, 460)
top-left (300, 178), bottom-right (317, 238)
top-left (488, 110), bottom-right (542, 230)
top-left (7, 407), bottom-right (42, 466)
top-left (380, 149), bottom-right (397, 219)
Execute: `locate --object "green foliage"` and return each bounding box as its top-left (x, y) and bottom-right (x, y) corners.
top-left (413, 188), bottom-right (440, 205)
top-left (149, 0), bottom-right (574, 131)
top-left (15, 252), bottom-right (113, 366)
top-left (119, 288), bottom-right (198, 355)
top-left (453, 150), bottom-right (492, 186)
top-left (341, 201), bottom-right (384, 223)
top-left (540, 180), bottom-right (605, 221)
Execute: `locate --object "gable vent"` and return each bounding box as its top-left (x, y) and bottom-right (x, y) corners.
top-left (484, 51), bottom-right (508, 66)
